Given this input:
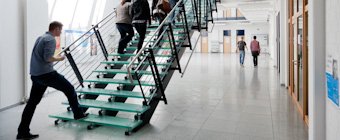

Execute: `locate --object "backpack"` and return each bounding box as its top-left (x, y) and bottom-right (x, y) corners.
top-left (157, 0), bottom-right (171, 14)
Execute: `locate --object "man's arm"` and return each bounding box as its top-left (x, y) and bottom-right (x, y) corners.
top-left (47, 55), bottom-right (65, 62)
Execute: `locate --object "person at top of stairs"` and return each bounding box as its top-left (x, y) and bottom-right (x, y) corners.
top-left (116, 0), bottom-right (134, 54)
top-left (152, 0), bottom-right (171, 43)
top-left (16, 21), bottom-right (88, 140)
top-left (130, 0), bottom-right (151, 53)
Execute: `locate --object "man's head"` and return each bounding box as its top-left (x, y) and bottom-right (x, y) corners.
top-left (49, 21), bottom-right (63, 37)
top-left (241, 36), bottom-right (244, 41)
top-left (253, 36), bottom-right (257, 40)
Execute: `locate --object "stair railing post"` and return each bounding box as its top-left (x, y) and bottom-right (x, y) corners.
top-left (181, 3), bottom-right (193, 50)
top-left (93, 25), bottom-right (109, 61)
top-left (168, 23), bottom-right (182, 73)
top-left (208, 0), bottom-right (214, 23)
top-left (64, 49), bottom-right (84, 88)
top-left (191, 0), bottom-right (200, 31)
top-left (133, 71), bottom-right (148, 105)
top-left (146, 49), bottom-right (167, 104)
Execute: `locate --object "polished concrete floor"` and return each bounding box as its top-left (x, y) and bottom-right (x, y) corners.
top-left (0, 53), bottom-right (308, 140)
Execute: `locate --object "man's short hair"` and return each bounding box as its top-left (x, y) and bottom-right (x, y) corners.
top-left (253, 36), bottom-right (257, 39)
top-left (49, 21), bottom-right (63, 31)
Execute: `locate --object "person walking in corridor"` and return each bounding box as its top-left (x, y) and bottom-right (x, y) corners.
top-left (236, 37), bottom-right (247, 66)
top-left (131, 0), bottom-right (151, 53)
top-left (116, 0), bottom-right (133, 54)
top-left (250, 36), bottom-right (261, 67)
top-left (17, 21), bottom-right (88, 140)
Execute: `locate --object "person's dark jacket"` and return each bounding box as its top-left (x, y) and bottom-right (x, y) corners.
top-left (131, 0), bottom-right (151, 23)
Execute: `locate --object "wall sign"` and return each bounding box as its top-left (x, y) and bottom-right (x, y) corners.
top-left (326, 55), bottom-right (339, 107)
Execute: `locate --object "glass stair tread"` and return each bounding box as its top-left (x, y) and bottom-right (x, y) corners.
top-left (76, 88), bottom-right (152, 99)
top-left (49, 112), bottom-right (142, 129)
top-left (83, 78), bottom-right (156, 86)
top-left (100, 61), bottom-right (171, 66)
top-left (150, 23), bottom-right (185, 26)
top-left (108, 53), bottom-right (172, 57)
top-left (93, 69), bottom-right (167, 75)
top-left (125, 47), bottom-right (172, 50)
top-left (147, 27), bottom-right (183, 31)
top-left (131, 39), bottom-right (185, 43)
top-left (145, 33), bottom-right (186, 36)
top-left (62, 99), bottom-right (150, 113)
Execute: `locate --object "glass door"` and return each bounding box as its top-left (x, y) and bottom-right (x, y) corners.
top-left (297, 15), bottom-right (303, 106)
top-left (293, 22), bottom-right (298, 98)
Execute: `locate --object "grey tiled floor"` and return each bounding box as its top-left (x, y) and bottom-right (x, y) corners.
top-left (0, 53), bottom-right (308, 140)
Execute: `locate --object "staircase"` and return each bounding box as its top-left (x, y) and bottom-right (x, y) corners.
top-left (49, 0), bottom-right (216, 135)
top-left (192, 0), bottom-right (215, 30)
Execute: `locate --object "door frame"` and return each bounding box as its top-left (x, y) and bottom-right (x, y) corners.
top-left (288, 0), bottom-right (309, 126)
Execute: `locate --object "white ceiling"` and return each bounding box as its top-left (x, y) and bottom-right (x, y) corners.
top-left (218, 0), bottom-right (276, 22)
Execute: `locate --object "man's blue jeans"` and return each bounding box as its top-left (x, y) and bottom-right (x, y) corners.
top-left (18, 71), bottom-right (83, 135)
top-left (240, 50), bottom-right (245, 64)
top-left (169, 0), bottom-right (179, 23)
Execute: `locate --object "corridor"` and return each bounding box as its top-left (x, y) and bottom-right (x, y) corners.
top-left (0, 53), bottom-right (308, 140)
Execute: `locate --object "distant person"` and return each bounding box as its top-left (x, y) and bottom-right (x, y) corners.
top-left (236, 37), bottom-right (247, 66)
top-left (116, 0), bottom-right (133, 54)
top-left (17, 21), bottom-right (88, 140)
top-left (250, 36), bottom-right (261, 67)
top-left (131, 0), bottom-right (151, 52)
top-left (152, 0), bottom-right (171, 43)
top-left (169, 0), bottom-right (178, 24)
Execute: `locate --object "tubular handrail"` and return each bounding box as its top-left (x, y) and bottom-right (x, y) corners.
top-left (127, 0), bottom-right (188, 83)
top-left (51, 9), bottom-right (119, 88)
top-left (56, 9), bottom-right (117, 56)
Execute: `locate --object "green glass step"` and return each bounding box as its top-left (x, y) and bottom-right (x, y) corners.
top-left (76, 88), bottom-right (152, 99)
top-left (62, 99), bottom-right (149, 113)
top-left (150, 23), bottom-right (185, 26)
top-left (93, 69), bottom-right (167, 76)
top-left (147, 27), bottom-right (183, 31)
top-left (125, 47), bottom-right (172, 51)
top-left (49, 112), bottom-right (142, 129)
top-left (84, 78), bottom-right (156, 86)
top-left (131, 39), bottom-right (185, 43)
top-left (145, 33), bottom-right (186, 36)
top-left (100, 61), bottom-right (171, 66)
top-left (108, 53), bottom-right (172, 57)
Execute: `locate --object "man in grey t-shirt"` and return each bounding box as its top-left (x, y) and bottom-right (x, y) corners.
top-left (236, 37), bottom-right (248, 66)
top-left (17, 21), bottom-right (88, 140)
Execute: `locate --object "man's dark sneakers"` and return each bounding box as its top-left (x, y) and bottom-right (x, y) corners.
top-left (16, 133), bottom-right (39, 140)
top-left (74, 113), bottom-right (89, 120)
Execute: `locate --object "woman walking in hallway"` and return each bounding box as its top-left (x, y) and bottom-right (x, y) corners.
top-left (250, 36), bottom-right (261, 67)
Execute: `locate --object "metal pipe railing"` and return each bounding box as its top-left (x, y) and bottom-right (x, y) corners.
top-left (127, 0), bottom-right (189, 83)
top-left (56, 9), bottom-right (117, 56)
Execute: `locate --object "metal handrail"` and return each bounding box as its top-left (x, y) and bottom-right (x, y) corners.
top-left (127, 0), bottom-right (188, 83)
top-left (51, 9), bottom-right (118, 88)
top-left (56, 9), bottom-right (117, 56)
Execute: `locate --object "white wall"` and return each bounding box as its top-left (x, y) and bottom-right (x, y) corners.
top-left (0, 0), bottom-right (25, 109)
top-left (309, 0), bottom-right (326, 139)
top-left (279, 0), bottom-right (288, 86)
top-left (268, 12), bottom-right (277, 67)
top-left (0, 0), bottom-right (118, 109)
top-left (325, 0), bottom-right (340, 140)
top-left (205, 22), bottom-right (269, 54)
top-left (24, 0), bottom-right (118, 97)
top-left (24, 0), bottom-right (49, 100)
